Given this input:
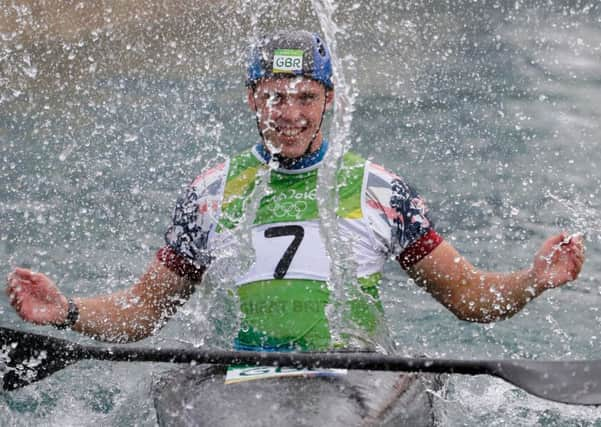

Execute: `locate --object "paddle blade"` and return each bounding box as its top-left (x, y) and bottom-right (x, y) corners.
top-left (1, 327), bottom-right (79, 391)
top-left (497, 359), bottom-right (601, 405)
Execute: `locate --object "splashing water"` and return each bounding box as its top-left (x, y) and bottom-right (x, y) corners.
top-left (546, 190), bottom-right (601, 242)
top-left (205, 166), bottom-right (272, 348)
top-left (311, 0), bottom-right (371, 349)
top-left (3, 2), bottom-right (601, 425)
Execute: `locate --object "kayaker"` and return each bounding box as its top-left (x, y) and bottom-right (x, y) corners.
top-left (6, 29), bottom-right (585, 424)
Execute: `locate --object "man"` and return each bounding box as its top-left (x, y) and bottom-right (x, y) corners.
top-left (6, 30), bottom-right (584, 424)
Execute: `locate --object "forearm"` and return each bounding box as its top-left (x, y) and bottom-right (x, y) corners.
top-left (71, 262), bottom-right (198, 342)
top-left (72, 291), bottom-right (165, 343)
top-left (428, 267), bottom-right (541, 322)
top-left (408, 242), bottom-right (544, 322)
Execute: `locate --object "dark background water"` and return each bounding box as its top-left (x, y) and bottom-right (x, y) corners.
top-left (2, 1), bottom-right (601, 425)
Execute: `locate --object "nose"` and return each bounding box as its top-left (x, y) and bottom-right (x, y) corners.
top-left (269, 100), bottom-right (302, 123)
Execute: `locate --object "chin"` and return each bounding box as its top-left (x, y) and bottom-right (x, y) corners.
top-left (279, 146), bottom-right (308, 159)
top-left (267, 139), bottom-right (310, 159)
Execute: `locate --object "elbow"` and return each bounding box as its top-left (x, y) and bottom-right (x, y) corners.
top-left (451, 310), bottom-right (497, 323)
top-left (122, 313), bottom-right (168, 343)
top-left (447, 303), bottom-right (517, 324)
top-left (444, 304), bottom-right (489, 323)
top-left (94, 316), bottom-right (159, 344)
top-left (440, 294), bottom-right (502, 323)
top-left (438, 288), bottom-right (522, 323)
top-left (95, 328), bottom-right (150, 344)
top-left (116, 328), bottom-right (153, 344)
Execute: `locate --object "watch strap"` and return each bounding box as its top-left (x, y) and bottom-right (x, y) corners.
top-left (56, 298), bottom-right (79, 330)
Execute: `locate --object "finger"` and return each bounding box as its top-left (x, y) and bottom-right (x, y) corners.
top-left (570, 245), bottom-right (585, 266)
top-left (572, 234), bottom-right (585, 245)
top-left (13, 267), bottom-right (35, 278)
top-left (547, 233), bottom-right (567, 247)
top-left (12, 291), bottom-right (23, 314)
top-left (13, 268), bottom-right (44, 287)
top-left (5, 272), bottom-right (14, 296)
top-left (6, 278), bottom-right (19, 295)
top-left (572, 254), bottom-right (584, 271)
top-left (7, 289), bottom-right (17, 305)
top-left (9, 282), bottom-right (24, 302)
top-left (559, 238), bottom-right (585, 258)
top-left (568, 256), bottom-right (583, 280)
top-left (6, 275), bottom-right (30, 294)
top-left (565, 235), bottom-right (584, 250)
top-left (539, 234), bottom-right (568, 258)
top-left (10, 275), bottom-right (33, 297)
top-left (575, 240), bottom-right (586, 256)
top-left (8, 271), bottom-right (35, 289)
top-left (30, 272), bottom-right (50, 286)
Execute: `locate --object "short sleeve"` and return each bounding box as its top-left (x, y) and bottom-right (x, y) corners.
top-left (389, 178), bottom-right (433, 251)
top-left (164, 186), bottom-right (215, 267)
top-left (364, 162), bottom-right (442, 269)
top-left (158, 163), bottom-right (227, 277)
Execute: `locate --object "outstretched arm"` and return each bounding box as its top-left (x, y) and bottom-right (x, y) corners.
top-left (406, 232), bottom-right (585, 322)
top-left (6, 259), bottom-right (202, 343)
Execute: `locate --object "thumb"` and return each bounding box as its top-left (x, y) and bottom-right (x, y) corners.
top-left (541, 232), bottom-right (568, 253)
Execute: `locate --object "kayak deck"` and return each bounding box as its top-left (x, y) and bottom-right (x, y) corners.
top-left (152, 364), bottom-right (446, 426)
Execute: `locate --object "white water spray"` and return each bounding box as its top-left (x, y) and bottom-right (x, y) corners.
top-left (546, 190), bottom-right (600, 242)
top-left (311, 0), bottom-right (363, 348)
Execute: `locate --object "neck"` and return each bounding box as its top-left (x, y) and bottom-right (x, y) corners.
top-left (254, 138), bottom-right (329, 172)
top-left (306, 132), bottom-right (324, 155)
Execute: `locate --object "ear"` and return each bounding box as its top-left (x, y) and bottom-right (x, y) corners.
top-left (325, 88), bottom-right (335, 111)
top-left (247, 88), bottom-right (257, 112)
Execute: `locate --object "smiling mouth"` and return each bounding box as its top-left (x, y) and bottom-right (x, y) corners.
top-left (277, 127), bottom-right (305, 138)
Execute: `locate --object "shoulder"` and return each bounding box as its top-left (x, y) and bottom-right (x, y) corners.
top-left (341, 151), bottom-right (366, 167)
top-left (338, 153), bottom-right (407, 187)
top-left (190, 161), bottom-right (229, 192)
top-left (336, 152), bottom-right (366, 185)
top-left (365, 160), bottom-right (403, 184)
top-left (186, 148), bottom-right (260, 191)
top-left (365, 160), bottom-right (421, 201)
top-left (173, 158), bottom-right (232, 219)
top-left (363, 160), bottom-right (431, 227)
top-left (227, 149), bottom-right (263, 180)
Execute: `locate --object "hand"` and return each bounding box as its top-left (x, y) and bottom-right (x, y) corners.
top-left (532, 232), bottom-right (585, 289)
top-left (6, 267), bottom-right (69, 325)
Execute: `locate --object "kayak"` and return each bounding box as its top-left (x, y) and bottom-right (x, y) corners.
top-left (151, 364), bottom-right (446, 426)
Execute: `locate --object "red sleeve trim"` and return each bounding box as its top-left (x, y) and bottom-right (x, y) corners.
top-left (397, 229), bottom-right (443, 270)
top-left (156, 246), bottom-right (205, 281)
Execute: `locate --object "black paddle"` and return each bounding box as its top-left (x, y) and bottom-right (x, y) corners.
top-left (1, 326), bottom-right (600, 405)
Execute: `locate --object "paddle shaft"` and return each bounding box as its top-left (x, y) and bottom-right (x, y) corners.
top-left (3, 327), bottom-right (601, 405)
top-left (80, 344), bottom-right (500, 377)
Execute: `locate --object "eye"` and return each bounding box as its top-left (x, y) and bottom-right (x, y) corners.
top-left (300, 92), bottom-right (317, 103)
top-left (265, 92), bottom-right (282, 104)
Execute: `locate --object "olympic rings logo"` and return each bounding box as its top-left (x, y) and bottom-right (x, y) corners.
top-left (266, 200), bottom-right (308, 219)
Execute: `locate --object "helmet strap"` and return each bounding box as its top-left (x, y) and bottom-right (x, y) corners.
top-left (250, 86), bottom-right (266, 141)
top-left (300, 86), bottom-right (328, 157)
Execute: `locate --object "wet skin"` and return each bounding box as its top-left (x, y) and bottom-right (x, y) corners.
top-left (247, 77), bottom-right (335, 159)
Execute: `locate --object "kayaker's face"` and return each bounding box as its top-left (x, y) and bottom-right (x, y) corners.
top-left (248, 77), bottom-right (334, 159)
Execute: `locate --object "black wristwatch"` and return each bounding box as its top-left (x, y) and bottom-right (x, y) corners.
top-left (56, 298), bottom-right (79, 330)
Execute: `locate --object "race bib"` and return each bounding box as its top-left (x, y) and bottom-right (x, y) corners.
top-left (236, 221), bottom-right (330, 285)
top-left (225, 365), bottom-right (347, 384)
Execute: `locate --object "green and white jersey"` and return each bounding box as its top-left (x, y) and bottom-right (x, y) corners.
top-left (160, 142), bottom-right (441, 351)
